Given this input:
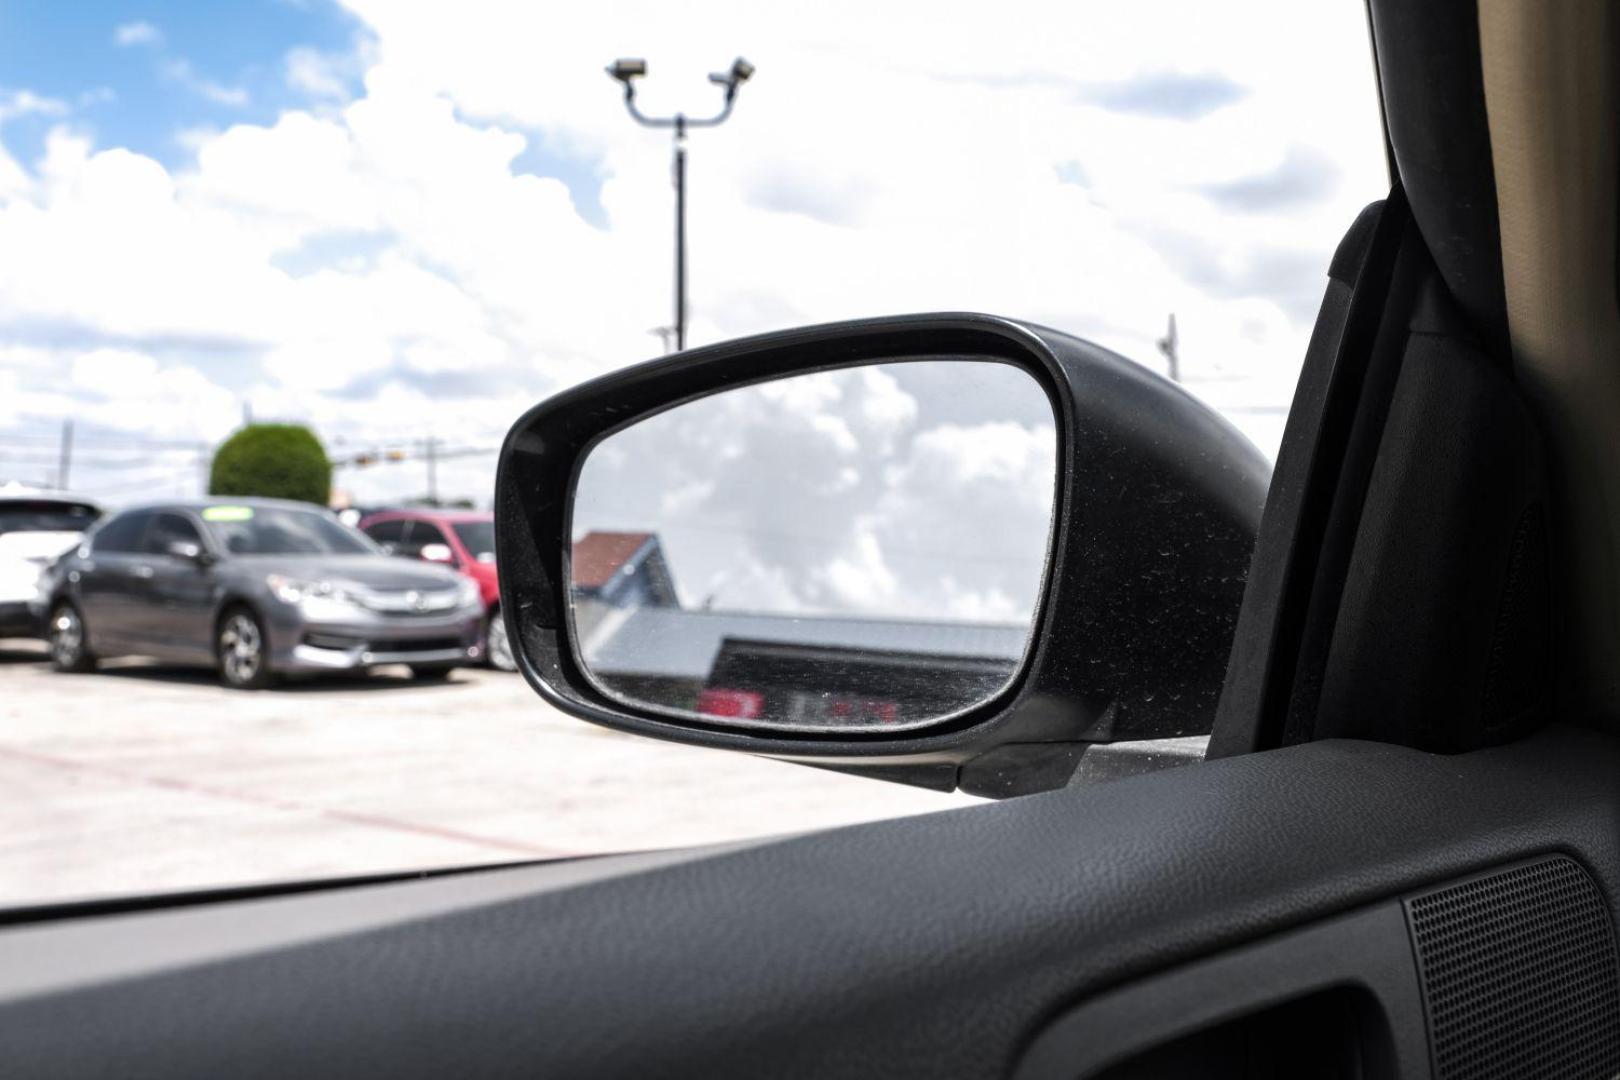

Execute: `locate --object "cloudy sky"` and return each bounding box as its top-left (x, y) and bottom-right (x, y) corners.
top-left (574, 359), bottom-right (1058, 621)
top-left (0, 0), bottom-right (1387, 507)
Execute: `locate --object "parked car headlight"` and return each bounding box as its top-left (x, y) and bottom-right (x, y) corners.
top-left (267, 575), bottom-right (358, 608)
top-left (455, 578), bottom-right (481, 609)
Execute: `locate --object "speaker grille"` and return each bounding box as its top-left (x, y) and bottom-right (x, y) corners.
top-left (1407, 856), bottom-right (1620, 1079)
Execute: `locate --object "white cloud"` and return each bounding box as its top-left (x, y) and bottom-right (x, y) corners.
top-left (113, 21), bottom-right (163, 48)
top-left (160, 59), bottom-right (250, 107)
top-left (286, 46), bottom-right (355, 101)
top-left (0, 89), bottom-right (69, 123)
top-left (573, 361), bottom-right (1057, 623)
top-left (0, 91), bottom-right (70, 197)
top-left (0, 0), bottom-right (1387, 506)
top-left (69, 348), bottom-right (238, 437)
top-left (0, 346), bottom-right (237, 460)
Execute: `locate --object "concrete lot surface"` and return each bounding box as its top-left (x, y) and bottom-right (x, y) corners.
top-left (0, 640), bottom-right (978, 907)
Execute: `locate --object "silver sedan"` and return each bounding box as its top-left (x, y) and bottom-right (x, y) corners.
top-left (36, 498), bottom-right (484, 689)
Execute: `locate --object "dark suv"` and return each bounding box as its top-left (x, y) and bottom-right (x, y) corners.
top-left (37, 498), bottom-right (484, 688)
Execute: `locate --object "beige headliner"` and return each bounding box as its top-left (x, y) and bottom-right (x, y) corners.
top-left (1479, 0), bottom-right (1620, 721)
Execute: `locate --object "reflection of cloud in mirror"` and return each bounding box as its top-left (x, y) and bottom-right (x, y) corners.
top-left (572, 359), bottom-right (1057, 625)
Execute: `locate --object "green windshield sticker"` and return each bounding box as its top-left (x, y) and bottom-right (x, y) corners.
top-left (201, 505), bottom-right (254, 522)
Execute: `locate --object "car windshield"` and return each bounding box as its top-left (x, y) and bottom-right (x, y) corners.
top-left (452, 521), bottom-right (496, 562)
top-left (0, 1), bottom-right (1385, 908)
top-left (201, 506), bottom-right (376, 556)
top-left (0, 502), bottom-right (98, 534)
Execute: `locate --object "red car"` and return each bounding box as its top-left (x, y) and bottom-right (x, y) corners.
top-left (356, 509), bottom-right (513, 671)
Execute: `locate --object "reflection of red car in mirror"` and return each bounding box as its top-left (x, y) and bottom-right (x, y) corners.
top-left (696, 687), bottom-right (901, 726)
top-left (358, 510), bottom-right (514, 671)
top-left (696, 687), bottom-right (765, 720)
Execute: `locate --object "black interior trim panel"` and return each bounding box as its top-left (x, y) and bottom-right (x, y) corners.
top-left (1020, 852), bottom-right (1620, 1078)
top-left (1016, 901), bottom-right (1428, 1077)
top-left (3, 726), bottom-right (1618, 1078)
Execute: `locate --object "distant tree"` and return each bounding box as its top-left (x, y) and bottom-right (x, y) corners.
top-left (209, 424), bottom-right (331, 505)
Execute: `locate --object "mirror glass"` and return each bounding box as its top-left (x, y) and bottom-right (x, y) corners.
top-left (569, 358), bottom-right (1057, 733)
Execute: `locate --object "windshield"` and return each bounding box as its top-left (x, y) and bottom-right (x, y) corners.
top-left (452, 521), bottom-right (496, 562)
top-left (0, 1), bottom-right (1385, 908)
top-left (0, 501), bottom-right (98, 534)
top-left (202, 506), bottom-right (376, 556)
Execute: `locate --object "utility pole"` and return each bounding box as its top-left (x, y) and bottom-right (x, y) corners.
top-left (607, 56), bottom-right (755, 352)
top-left (1156, 313), bottom-right (1181, 383)
top-left (674, 123), bottom-right (687, 349)
top-left (55, 419), bottom-right (73, 490)
top-left (425, 436), bottom-right (438, 506)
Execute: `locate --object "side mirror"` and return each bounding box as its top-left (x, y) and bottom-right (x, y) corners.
top-left (167, 540), bottom-right (213, 566)
top-left (495, 314), bottom-right (1270, 796)
top-left (419, 543), bottom-right (456, 565)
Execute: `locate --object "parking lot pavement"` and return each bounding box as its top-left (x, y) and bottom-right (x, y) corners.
top-left (0, 640), bottom-right (981, 907)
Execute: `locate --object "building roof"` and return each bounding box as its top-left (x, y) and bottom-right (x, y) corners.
top-left (572, 531), bottom-right (655, 589)
top-left (582, 605), bottom-right (1031, 680)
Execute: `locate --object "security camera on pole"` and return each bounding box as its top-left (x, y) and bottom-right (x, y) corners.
top-left (607, 56), bottom-right (754, 353)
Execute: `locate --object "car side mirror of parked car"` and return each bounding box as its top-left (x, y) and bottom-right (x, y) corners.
top-left (495, 314), bottom-right (1270, 797)
top-left (167, 540), bottom-right (214, 567)
top-left (419, 543), bottom-right (456, 566)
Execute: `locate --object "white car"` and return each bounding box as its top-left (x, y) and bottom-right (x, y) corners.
top-left (0, 487), bottom-right (100, 639)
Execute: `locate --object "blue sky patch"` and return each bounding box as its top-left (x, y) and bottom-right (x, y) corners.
top-left (510, 128), bottom-right (607, 229)
top-left (270, 227), bottom-right (395, 277)
top-left (0, 1), bottom-right (610, 225)
top-left (0, 0), bottom-right (364, 170)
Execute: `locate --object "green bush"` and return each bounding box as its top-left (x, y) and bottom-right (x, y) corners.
top-left (209, 424), bottom-right (331, 505)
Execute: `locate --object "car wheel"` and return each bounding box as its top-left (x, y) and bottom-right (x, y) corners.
top-left (47, 601), bottom-right (96, 673)
top-left (217, 607), bottom-right (276, 690)
top-left (409, 663), bottom-right (458, 682)
top-left (485, 607), bottom-right (517, 672)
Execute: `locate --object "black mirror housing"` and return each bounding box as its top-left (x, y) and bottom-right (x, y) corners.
top-left (495, 313), bottom-right (1270, 796)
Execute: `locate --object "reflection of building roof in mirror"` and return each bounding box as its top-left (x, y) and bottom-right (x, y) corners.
top-left (572, 531), bottom-right (680, 609)
top-left (583, 606), bottom-right (1029, 681)
top-left (572, 531), bottom-right (654, 587)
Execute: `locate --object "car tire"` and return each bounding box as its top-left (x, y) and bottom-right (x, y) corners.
top-left (485, 606), bottom-right (517, 672)
top-left (409, 664), bottom-right (458, 682)
top-left (216, 606), bottom-right (276, 690)
top-left (47, 601), bottom-right (96, 673)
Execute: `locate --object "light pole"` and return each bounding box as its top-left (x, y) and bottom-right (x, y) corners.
top-left (607, 56), bottom-right (754, 353)
top-left (1156, 313), bottom-right (1181, 383)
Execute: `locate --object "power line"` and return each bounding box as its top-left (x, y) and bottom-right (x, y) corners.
top-left (330, 442), bottom-right (498, 470)
top-left (0, 431), bottom-right (212, 450)
top-left (79, 467), bottom-right (206, 496)
top-left (0, 452), bottom-right (192, 470)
